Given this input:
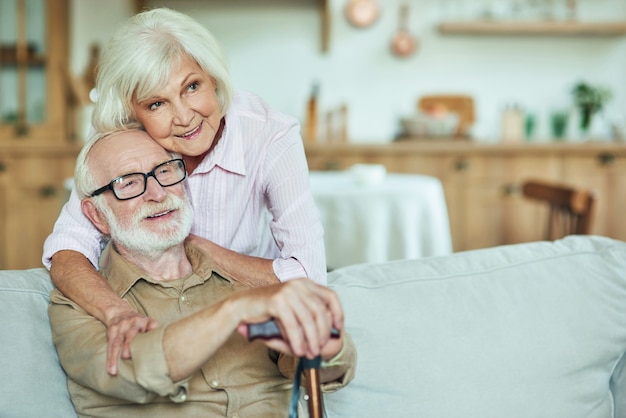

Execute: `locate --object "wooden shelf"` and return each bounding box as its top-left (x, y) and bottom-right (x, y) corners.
top-left (438, 20), bottom-right (626, 36)
top-left (0, 45), bottom-right (46, 67)
top-left (0, 55), bottom-right (46, 67)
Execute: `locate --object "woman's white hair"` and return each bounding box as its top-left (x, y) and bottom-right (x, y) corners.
top-left (92, 7), bottom-right (232, 132)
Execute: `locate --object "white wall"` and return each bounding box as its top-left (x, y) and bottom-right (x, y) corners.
top-left (70, 0), bottom-right (626, 143)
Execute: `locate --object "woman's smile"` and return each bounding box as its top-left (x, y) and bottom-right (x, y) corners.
top-left (177, 122), bottom-right (203, 140)
top-left (132, 55), bottom-right (223, 158)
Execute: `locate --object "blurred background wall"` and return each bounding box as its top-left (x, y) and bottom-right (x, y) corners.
top-left (69, 0), bottom-right (626, 143)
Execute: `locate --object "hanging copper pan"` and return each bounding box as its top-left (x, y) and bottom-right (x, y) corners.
top-left (344, 0), bottom-right (380, 28)
top-left (391, 4), bottom-right (417, 58)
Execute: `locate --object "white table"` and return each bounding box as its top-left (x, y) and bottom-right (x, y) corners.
top-left (309, 170), bottom-right (453, 270)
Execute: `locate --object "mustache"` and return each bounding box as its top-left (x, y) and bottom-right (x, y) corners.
top-left (132, 193), bottom-right (188, 223)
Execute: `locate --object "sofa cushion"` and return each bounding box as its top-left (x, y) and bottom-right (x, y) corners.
top-left (326, 236), bottom-right (626, 418)
top-left (0, 268), bottom-right (77, 418)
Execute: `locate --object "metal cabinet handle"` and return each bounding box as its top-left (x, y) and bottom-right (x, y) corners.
top-left (454, 159), bottom-right (469, 171)
top-left (15, 121), bottom-right (29, 137)
top-left (39, 185), bottom-right (57, 198)
top-left (597, 152), bottom-right (616, 166)
top-left (502, 183), bottom-right (520, 196)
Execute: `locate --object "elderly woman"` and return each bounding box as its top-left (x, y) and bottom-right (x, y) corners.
top-left (43, 7), bottom-right (325, 375)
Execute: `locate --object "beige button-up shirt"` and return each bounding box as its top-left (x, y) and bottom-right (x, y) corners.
top-left (49, 243), bottom-right (356, 417)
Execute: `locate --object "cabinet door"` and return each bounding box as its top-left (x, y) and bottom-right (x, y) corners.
top-left (0, 0), bottom-right (68, 143)
top-left (445, 155), bottom-right (506, 251)
top-left (2, 155), bottom-right (75, 269)
top-left (446, 154), bottom-right (561, 251)
top-left (560, 152), bottom-right (626, 240)
top-left (501, 155), bottom-right (563, 244)
top-left (0, 158), bottom-right (6, 268)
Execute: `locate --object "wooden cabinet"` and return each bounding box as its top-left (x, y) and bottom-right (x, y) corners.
top-left (0, 145), bottom-right (81, 269)
top-left (305, 141), bottom-right (626, 252)
top-left (444, 153), bottom-right (563, 250)
top-left (0, 146), bottom-right (81, 269)
top-left (0, 1), bottom-right (79, 269)
top-left (0, 0), bottom-right (69, 143)
top-left (560, 151), bottom-right (626, 239)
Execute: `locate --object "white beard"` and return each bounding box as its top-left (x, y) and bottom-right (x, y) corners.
top-left (99, 193), bottom-right (194, 259)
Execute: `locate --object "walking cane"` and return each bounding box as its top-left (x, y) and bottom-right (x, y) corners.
top-left (301, 356), bottom-right (323, 418)
top-left (248, 320), bottom-right (339, 418)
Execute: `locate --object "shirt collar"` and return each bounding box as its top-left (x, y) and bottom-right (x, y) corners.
top-left (101, 241), bottom-right (233, 298)
top-left (193, 110), bottom-right (247, 177)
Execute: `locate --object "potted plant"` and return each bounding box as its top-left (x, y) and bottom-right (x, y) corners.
top-left (571, 82), bottom-right (612, 134)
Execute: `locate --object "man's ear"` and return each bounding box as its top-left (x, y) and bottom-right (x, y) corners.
top-left (81, 198), bottom-right (111, 235)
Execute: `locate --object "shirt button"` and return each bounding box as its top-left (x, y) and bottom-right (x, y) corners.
top-left (180, 393), bottom-right (187, 402)
top-left (180, 295), bottom-right (186, 302)
top-left (210, 380), bottom-right (219, 388)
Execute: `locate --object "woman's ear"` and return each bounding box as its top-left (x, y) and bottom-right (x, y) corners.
top-left (81, 198), bottom-right (111, 235)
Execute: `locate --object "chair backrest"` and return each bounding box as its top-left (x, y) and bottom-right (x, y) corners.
top-left (522, 180), bottom-right (596, 240)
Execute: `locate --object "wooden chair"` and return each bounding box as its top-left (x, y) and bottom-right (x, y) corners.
top-left (521, 180), bottom-right (596, 241)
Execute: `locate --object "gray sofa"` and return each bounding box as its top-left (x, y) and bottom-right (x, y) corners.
top-left (1, 235), bottom-right (625, 417)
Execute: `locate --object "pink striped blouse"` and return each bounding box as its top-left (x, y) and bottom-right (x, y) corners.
top-left (43, 90), bottom-right (327, 284)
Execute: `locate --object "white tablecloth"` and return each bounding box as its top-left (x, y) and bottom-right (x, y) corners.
top-left (309, 171), bottom-right (453, 270)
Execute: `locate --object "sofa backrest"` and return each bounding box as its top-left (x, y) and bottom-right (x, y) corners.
top-left (326, 235), bottom-right (626, 418)
top-left (1, 236), bottom-right (625, 418)
top-left (0, 268), bottom-right (77, 418)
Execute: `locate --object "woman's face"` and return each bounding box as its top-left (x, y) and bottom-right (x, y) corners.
top-left (131, 55), bottom-right (223, 158)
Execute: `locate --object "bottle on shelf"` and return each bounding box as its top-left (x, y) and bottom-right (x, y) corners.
top-left (501, 104), bottom-right (525, 143)
top-left (305, 82), bottom-right (319, 143)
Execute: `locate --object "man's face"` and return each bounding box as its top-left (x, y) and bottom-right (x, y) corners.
top-left (88, 130), bottom-right (193, 257)
top-left (97, 189), bottom-right (193, 258)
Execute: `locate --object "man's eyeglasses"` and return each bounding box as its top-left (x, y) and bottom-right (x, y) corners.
top-left (90, 159), bottom-right (187, 201)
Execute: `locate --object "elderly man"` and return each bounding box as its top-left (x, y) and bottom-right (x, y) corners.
top-left (48, 129), bottom-right (356, 417)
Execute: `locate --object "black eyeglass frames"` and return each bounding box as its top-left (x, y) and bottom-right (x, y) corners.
top-left (90, 158), bottom-right (187, 201)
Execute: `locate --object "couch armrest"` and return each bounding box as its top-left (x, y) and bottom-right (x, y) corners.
top-left (0, 268), bottom-right (77, 417)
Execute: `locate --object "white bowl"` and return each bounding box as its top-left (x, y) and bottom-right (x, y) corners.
top-left (349, 164), bottom-right (387, 186)
top-left (400, 112), bottom-right (459, 138)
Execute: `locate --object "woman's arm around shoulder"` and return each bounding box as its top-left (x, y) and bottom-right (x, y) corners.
top-left (50, 250), bottom-right (159, 376)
